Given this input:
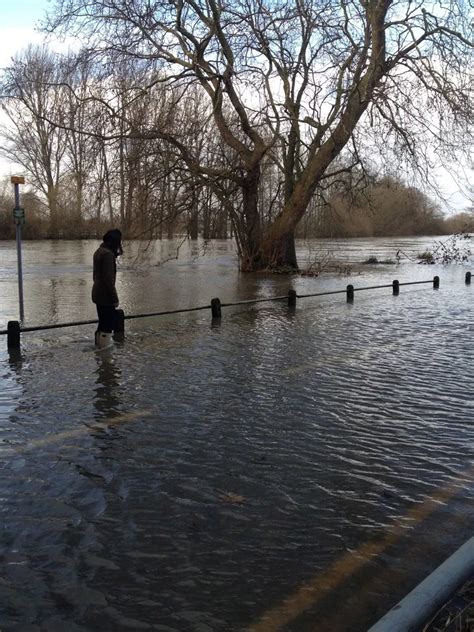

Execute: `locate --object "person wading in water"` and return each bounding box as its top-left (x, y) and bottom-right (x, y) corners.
top-left (92, 229), bottom-right (123, 349)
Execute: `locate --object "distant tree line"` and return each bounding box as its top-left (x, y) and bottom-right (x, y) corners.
top-left (298, 175), bottom-right (474, 239)
top-left (1, 167), bottom-right (471, 241)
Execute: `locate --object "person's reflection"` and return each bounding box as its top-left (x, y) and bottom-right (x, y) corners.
top-left (93, 354), bottom-right (122, 421)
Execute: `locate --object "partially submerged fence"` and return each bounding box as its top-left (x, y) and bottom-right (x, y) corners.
top-left (1, 272), bottom-right (470, 350)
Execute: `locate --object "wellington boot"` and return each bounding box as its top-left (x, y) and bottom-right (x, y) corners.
top-left (97, 332), bottom-right (113, 350)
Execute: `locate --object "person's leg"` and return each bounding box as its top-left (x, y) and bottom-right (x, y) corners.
top-left (95, 305), bottom-right (102, 346)
top-left (96, 304), bottom-right (115, 333)
top-left (96, 305), bottom-right (115, 348)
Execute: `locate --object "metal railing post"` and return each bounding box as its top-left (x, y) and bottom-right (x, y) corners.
top-left (7, 321), bottom-right (21, 349)
top-left (288, 289), bottom-right (297, 308)
top-left (211, 298), bottom-right (222, 319)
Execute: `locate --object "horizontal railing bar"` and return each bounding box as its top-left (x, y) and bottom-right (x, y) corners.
top-left (297, 289), bottom-right (347, 298)
top-left (0, 278), bottom-right (440, 337)
top-left (1, 306), bottom-right (213, 334)
top-left (12, 299), bottom-right (289, 332)
top-left (221, 295), bottom-right (287, 307)
top-left (297, 279), bottom-right (432, 299)
top-left (124, 305), bottom-right (210, 320)
top-left (398, 280), bottom-right (433, 286)
top-left (354, 283), bottom-right (398, 291)
top-left (21, 319), bottom-right (98, 332)
top-left (353, 280), bottom-right (432, 292)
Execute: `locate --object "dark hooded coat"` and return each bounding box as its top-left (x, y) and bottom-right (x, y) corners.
top-left (92, 244), bottom-right (119, 305)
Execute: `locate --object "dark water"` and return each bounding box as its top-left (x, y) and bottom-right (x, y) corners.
top-left (0, 238), bottom-right (473, 631)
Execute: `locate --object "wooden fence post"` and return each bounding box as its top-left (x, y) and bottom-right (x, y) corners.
top-left (433, 276), bottom-right (440, 289)
top-left (7, 321), bottom-right (21, 349)
top-left (346, 284), bottom-right (354, 302)
top-left (288, 289), bottom-right (297, 308)
top-left (392, 280), bottom-right (400, 296)
top-left (211, 298), bottom-right (222, 319)
top-left (465, 271), bottom-right (471, 285)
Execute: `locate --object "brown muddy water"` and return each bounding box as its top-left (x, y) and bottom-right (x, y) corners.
top-left (0, 237), bottom-right (473, 631)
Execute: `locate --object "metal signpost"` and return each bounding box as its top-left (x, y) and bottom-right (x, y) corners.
top-left (11, 176), bottom-right (25, 322)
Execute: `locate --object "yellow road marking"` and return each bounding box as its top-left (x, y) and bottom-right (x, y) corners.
top-left (15, 410), bottom-right (152, 451)
top-left (248, 465), bottom-right (474, 632)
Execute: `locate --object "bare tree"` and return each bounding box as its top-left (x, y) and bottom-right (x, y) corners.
top-left (26, 2), bottom-right (474, 266)
top-left (61, 57), bottom-right (103, 225)
top-left (0, 46), bottom-right (70, 236)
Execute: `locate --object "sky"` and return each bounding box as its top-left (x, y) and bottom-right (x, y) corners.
top-left (0, 0), bottom-right (471, 214)
top-left (0, 1), bottom-right (47, 65)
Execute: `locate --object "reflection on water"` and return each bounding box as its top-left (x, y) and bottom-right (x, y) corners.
top-left (94, 354), bottom-right (122, 420)
top-left (0, 351), bottom-right (23, 426)
top-left (0, 238), bottom-right (473, 631)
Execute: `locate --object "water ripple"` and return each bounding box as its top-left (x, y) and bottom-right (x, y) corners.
top-left (0, 277), bottom-right (473, 630)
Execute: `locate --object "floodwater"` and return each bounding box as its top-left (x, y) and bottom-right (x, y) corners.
top-left (0, 237), bottom-right (473, 631)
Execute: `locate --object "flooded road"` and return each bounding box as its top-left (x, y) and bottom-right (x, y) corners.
top-left (0, 237), bottom-right (473, 631)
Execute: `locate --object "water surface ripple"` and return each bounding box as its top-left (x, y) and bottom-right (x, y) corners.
top-left (0, 253), bottom-right (473, 631)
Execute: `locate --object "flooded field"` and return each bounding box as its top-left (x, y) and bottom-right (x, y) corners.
top-left (0, 237), bottom-right (473, 631)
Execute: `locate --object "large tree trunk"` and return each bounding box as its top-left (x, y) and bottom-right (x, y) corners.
top-left (260, 230), bottom-right (298, 269)
top-left (257, 151), bottom-right (342, 269)
top-left (238, 165), bottom-right (263, 271)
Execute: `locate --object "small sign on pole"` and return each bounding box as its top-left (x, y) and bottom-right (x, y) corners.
top-left (12, 208), bottom-right (25, 225)
top-left (11, 176), bottom-right (25, 185)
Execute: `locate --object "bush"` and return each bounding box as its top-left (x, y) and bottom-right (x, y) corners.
top-left (417, 250), bottom-right (435, 263)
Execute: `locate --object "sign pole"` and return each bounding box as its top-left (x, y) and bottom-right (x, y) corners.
top-left (11, 176), bottom-right (25, 322)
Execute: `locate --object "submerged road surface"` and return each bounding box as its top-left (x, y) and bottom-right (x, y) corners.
top-left (0, 248), bottom-right (473, 630)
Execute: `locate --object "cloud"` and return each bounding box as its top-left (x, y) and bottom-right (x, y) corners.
top-left (0, 27), bottom-right (45, 68)
top-left (0, 26), bottom-right (80, 69)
